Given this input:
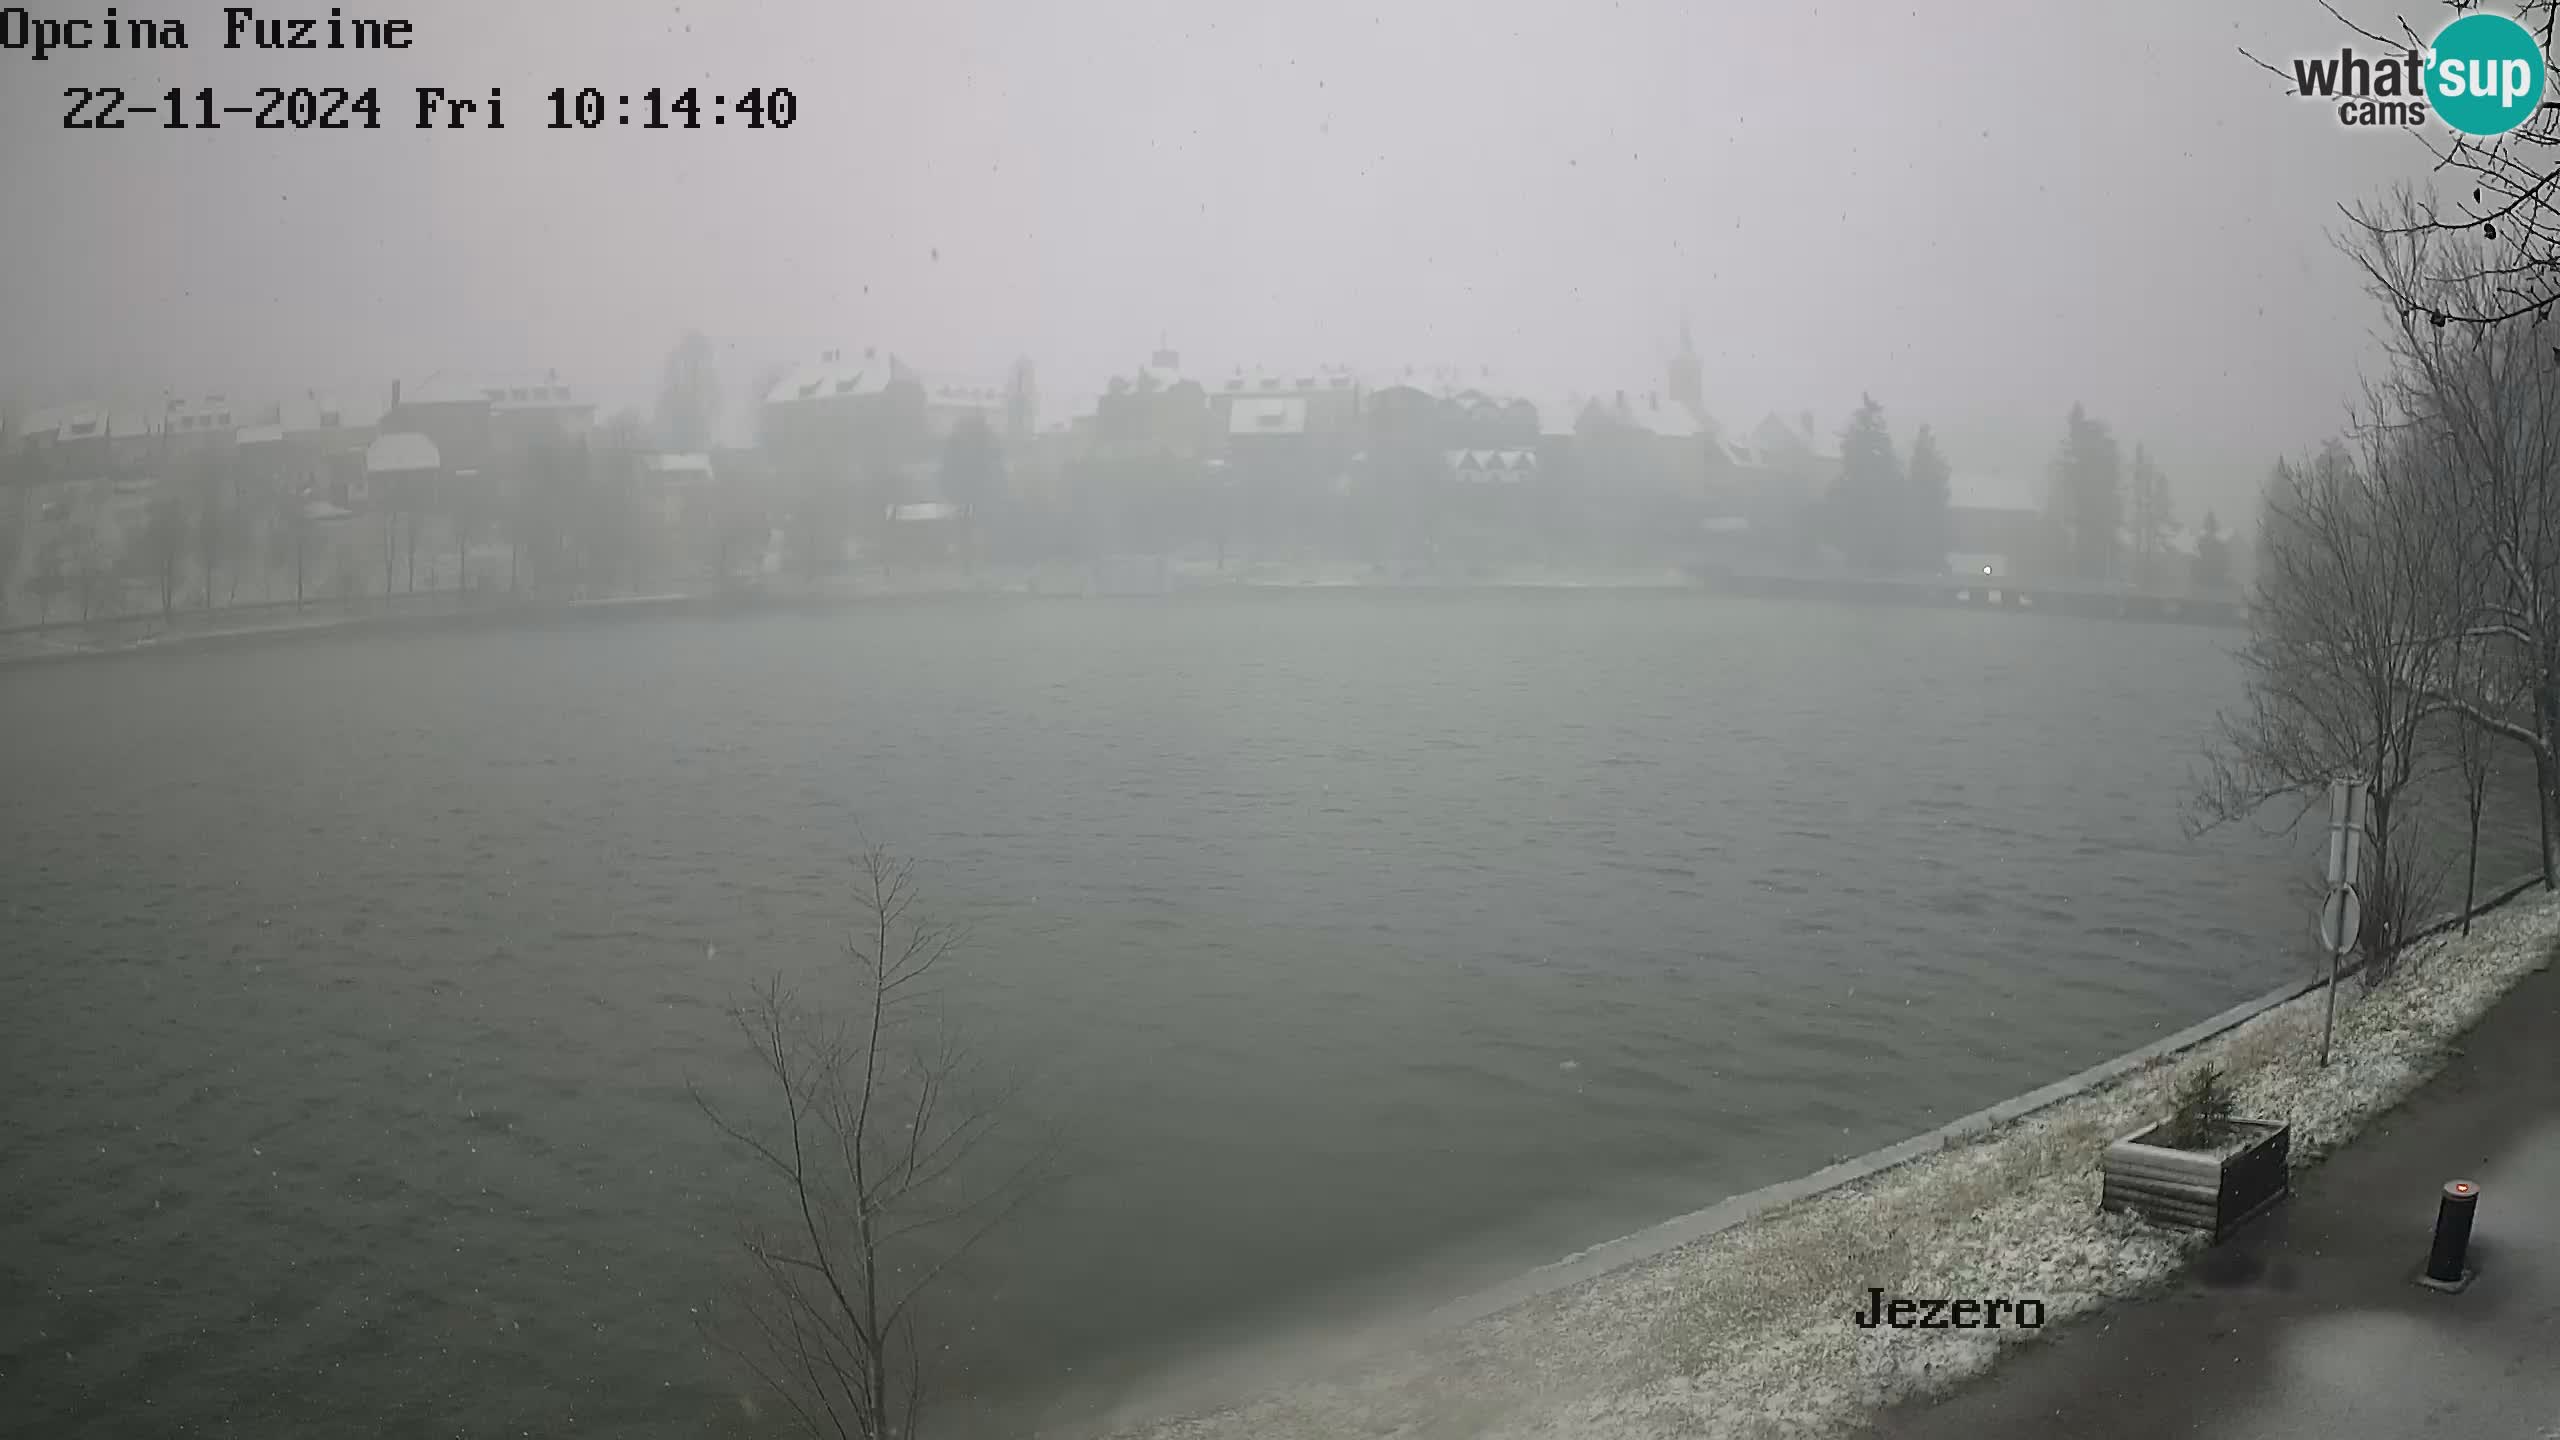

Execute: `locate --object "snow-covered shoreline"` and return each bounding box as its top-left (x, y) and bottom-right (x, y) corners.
top-left (1106, 891), bottom-right (2560, 1440)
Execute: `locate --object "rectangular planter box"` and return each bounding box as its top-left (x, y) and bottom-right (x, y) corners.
top-left (2100, 1119), bottom-right (2290, 1239)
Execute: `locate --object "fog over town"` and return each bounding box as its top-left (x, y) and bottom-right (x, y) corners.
top-left (3, 1), bottom-right (2421, 517)
top-left (13, 3), bottom-right (2560, 1440)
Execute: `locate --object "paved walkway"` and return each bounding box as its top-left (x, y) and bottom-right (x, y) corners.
top-left (1865, 955), bottom-right (2560, 1440)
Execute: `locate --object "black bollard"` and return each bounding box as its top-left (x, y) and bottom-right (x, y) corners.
top-left (2423, 1180), bottom-right (2480, 1288)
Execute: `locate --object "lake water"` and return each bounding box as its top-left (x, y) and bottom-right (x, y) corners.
top-left (0, 590), bottom-right (2531, 1436)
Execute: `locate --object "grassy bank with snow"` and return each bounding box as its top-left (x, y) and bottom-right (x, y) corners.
top-left (1110, 890), bottom-right (2560, 1440)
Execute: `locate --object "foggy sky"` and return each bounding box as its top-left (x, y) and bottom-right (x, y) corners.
top-left (0, 0), bottom-right (2447, 516)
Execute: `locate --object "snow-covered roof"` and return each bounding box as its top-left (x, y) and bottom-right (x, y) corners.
top-left (482, 374), bottom-right (587, 411)
top-left (1445, 448), bottom-right (1538, 481)
top-left (1216, 366), bottom-right (1361, 396)
top-left (1629, 394), bottom-right (1703, 439)
top-left (640, 452), bottom-right (715, 474)
top-left (279, 389), bottom-right (355, 427)
top-left (1443, 386), bottom-right (1530, 411)
top-left (1752, 411), bottom-right (1831, 459)
top-left (1391, 365), bottom-right (1521, 399)
top-left (1534, 392), bottom-right (1602, 437)
top-left (1229, 395), bottom-right (1308, 436)
top-left (16, 403), bottom-right (226, 444)
top-left (366, 432), bottom-right (441, 473)
top-left (235, 423), bottom-right (286, 446)
top-left (888, 502), bottom-right (958, 522)
top-left (396, 372), bottom-right (486, 407)
top-left (766, 351), bottom-right (907, 406)
top-left (163, 395), bottom-right (235, 429)
top-left (19, 406), bottom-right (92, 442)
top-left (280, 389), bottom-right (379, 432)
top-left (926, 378), bottom-right (1007, 409)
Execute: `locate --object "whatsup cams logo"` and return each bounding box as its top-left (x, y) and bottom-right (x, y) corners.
top-left (2288, 10), bottom-right (2550, 134)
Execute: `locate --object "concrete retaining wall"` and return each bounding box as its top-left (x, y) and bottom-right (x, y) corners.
top-left (1425, 870), bottom-right (2546, 1330)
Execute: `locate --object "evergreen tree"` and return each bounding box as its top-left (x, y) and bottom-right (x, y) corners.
top-left (1828, 393), bottom-right (1903, 573)
top-left (2045, 404), bottom-right (2124, 582)
top-left (2128, 443), bottom-right (2178, 589)
top-left (2193, 508), bottom-right (2232, 593)
top-left (1904, 424), bottom-right (1953, 573)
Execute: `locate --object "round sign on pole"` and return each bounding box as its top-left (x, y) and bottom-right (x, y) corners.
top-left (2320, 884), bottom-right (2363, 953)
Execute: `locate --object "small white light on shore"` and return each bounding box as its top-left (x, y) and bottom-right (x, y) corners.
top-left (1982, 566), bottom-right (1994, 575)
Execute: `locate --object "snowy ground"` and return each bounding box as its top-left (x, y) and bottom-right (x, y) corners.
top-left (1107, 893), bottom-right (2560, 1440)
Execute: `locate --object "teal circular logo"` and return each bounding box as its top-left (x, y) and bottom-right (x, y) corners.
top-left (2429, 12), bottom-right (2547, 136)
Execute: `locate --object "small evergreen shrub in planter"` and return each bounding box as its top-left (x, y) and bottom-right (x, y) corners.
top-left (2100, 1064), bottom-right (2290, 1239)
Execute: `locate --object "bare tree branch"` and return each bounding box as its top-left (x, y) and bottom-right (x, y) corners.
top-left (693, 846), bottom-right (1054, 1440)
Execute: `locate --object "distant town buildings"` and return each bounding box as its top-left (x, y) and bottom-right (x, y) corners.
top-left (2, 318), bottom-right (2169, 623)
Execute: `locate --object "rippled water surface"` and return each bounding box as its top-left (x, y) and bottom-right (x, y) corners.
top-left (1, 591), bottom-right (2527, 1436)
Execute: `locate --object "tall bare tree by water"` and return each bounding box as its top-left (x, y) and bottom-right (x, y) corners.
top-left (692, 847), bottom-right (1049, 1440)
top-left (2358, 194), bottom-right (2560, 884)
top-left (194, 448), bottom-right (228, 611)
top-left (77, 528), bottom-right (120, 620)
top-left (140, 492), bottom-right (190, 618)
top-left (2442, 627), bottom-right (2518, 930)
top-left (266, 486), bottom-right (306, 605)
top-left (28, 527), bottom-right (70, 621)
top-left (2193, 420), bottom-right (2453, 978)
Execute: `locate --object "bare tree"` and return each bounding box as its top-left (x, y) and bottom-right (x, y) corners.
top-left (2357, 192), bottom-right (2560, 884)
top-left (75, 527), bottom-right (121, 620)
top-left (2193, 418), bottom-right (2452, 978)
top-left (29, 528), bottom-right (69, 622)
top-left (140, 492), bottom-right (190, 618)
top-left (2246, 1), bottom-right (2560, 328)
top-left (691, 847), bottom-right (1047, 1440)
top-left (195, 449), bottom-right (228, 612)
top-left (2442, 629), bottom-right (2520, 930)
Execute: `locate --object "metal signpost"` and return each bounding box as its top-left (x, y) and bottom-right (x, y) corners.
top-left (2319, 777), bottom-right (2369, 1068)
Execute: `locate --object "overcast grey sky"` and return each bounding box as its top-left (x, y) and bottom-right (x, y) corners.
top-left (0, 0), bottom-right (2449, 514)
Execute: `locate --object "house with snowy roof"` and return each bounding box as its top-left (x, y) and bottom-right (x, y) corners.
top-left (1091, 348), bottom-right (1215, 461)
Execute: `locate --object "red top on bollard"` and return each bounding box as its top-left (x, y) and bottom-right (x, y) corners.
top-left (2445, 1180), bottom-right (2479, 1200)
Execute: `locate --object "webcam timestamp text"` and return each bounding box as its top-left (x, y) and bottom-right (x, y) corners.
top-left (61, 84), bottom-right (798, 131)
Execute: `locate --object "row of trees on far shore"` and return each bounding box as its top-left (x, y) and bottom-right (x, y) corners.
top-left (2044, 404), bottom-right (2229, 591)
top-left (0, 333), bottom-right (759, 626)
top-left (1821, 394), bottom-right (1952, 574)
top-left (1810, 394), bottom-right (2233, 593)
top-left (10, 330), bottom-right (2268, 625)
top-left (7, 412), bottom-right (700, 626)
